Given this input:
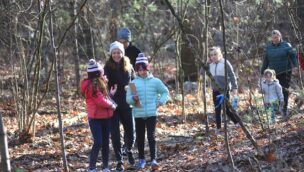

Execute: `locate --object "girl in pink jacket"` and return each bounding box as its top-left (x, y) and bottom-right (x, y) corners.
top-left (81, 59), bottom-right (117, 172)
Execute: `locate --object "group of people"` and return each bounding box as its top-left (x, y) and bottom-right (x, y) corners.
top-left (80, 28), bottom-right (298, 171)
top-left (80, 28), bottom-right (169, 172)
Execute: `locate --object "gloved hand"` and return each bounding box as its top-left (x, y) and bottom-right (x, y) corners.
top-left (232, 96), bottom-right (238, 110)
top-left (133, 94), bottom-right (139, 101)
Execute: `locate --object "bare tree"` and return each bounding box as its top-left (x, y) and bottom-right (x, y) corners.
top-left (0, 113), bottom-right (11, 172)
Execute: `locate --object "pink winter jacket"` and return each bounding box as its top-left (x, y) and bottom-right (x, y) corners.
top-left (80, 79), bottom-right (113, 119)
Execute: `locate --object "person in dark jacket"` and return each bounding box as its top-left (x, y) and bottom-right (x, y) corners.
top-left (261, 30), bottom-right (298, 117)
top-left (117, 27), bottom-right (141, 67)
top-left (104, 41), bottom-right (136, 172)
top-left (117, 27), bottom-right (141, 158)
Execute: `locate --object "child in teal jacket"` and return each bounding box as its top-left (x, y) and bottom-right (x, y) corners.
top-left (126, 53), bottom-right (169, 170)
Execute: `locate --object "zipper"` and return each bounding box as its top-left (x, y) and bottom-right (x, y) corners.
top-left (144, 78), bottom-right (147, 115)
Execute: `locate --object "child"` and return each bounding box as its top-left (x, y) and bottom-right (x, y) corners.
top-left (80, 59), bottom-right (117, 172)
top-left (260, 69), bottom-right (284, 124)
top-left (208, 47), bottom-right (239, 133)
top-left (126, 53), bottom-right (169, 170)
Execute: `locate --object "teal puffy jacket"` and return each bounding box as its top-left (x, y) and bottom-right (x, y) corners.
top-left (126, 74), bottom-right (169, 118)
top-left (261, 41), bottom-right (298, 75)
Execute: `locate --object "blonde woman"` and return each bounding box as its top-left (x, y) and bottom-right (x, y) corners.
top-left (104, 41), bottom-right (136, 171)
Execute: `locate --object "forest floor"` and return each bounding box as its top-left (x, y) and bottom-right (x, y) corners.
top-left (2, 89), bottom-right (304, 172)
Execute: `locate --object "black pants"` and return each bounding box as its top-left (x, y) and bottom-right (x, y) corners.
top-left (111, 107), bottom-right (135, 162)
top-left (135, 116), bottom-right (157, 160)
top-left (212, 91), bottom-right (238, 129)
top-left (276, 72), bottom-right (291, 114)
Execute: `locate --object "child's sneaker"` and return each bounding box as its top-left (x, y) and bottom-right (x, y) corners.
top-left (137, 159), bottom-right (146, 169)
top-left (150, 159), bottom-right (160, 171)
top-left (102, 168), bottom-right (110, 172)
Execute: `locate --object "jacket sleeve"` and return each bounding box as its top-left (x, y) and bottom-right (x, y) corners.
top-left (156, 79), bottom-right (169, 105)
top-left (261, 46), bottom-right (269, 74)
top-left (287, 42), bottom-right (298, 67)
top-left (131, 68), bottom-right (136, 80)
top-left (227, 61), bottom-right (238, 90)
top-left (126, 83), bottom-right (136, 105)
top-left (93, 92), bottom-right (113, 108)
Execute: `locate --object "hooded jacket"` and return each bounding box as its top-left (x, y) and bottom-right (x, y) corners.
top-left (260, 79), bottom-right (284, 104)
top-left (126, 42), bottom-right (141, 67)
top-left (80, 79), bottom-right (114, 119)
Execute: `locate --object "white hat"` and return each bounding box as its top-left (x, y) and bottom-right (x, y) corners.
top-left (109, 41), bottom-right (125, 56)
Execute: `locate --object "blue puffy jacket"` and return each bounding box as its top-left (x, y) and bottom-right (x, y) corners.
top-left (126, 74), bottom-right (169, 118)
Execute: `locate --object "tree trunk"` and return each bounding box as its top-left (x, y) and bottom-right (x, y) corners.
top-left (49, 2), bottom-right (69, 171)
top-left (203, 0), bottom-right (211, 133)
top-left (219, 0), bottom-right (235, 169)
top-left (297, 0), bottom-right (304, 29)
top-left (0, 114), bottom-right (11, 172)
top-left (109, 0), bottom-right (120, 42)
top-left (74, 0), bottom-right (80, 95)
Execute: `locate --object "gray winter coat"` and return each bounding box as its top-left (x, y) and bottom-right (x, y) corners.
top-left (260, 80), bottom-right (284, 104)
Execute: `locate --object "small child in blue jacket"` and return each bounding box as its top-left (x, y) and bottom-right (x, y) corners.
top-left (126, 53), bottom-right (169, 170)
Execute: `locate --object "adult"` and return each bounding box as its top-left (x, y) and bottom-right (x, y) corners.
top-left (117, 27), bottom-right (141, 67)
top-left (261, 30), bottom-right (298, 117)
top-left (104, 41), bottom-right (136, 171)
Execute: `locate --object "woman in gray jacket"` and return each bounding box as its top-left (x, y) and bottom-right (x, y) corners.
top-left (260, 69), bottom-right (284, 124)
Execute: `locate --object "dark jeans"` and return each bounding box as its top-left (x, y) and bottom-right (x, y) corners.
top-left (265, 102), bottom-right (279, 122)
top-left (111, 107), bottom-right (135, 162)
top-left (135, 116), bottom-right (157, 160)
top-left (89, 118), bottom-right (111, 169)
top-left (276, 72), bottom-right (291, 114)
top-left (212, 91), bottom-right (238, 129)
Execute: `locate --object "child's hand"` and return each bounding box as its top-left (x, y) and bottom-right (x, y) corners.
top-left (110, 84), bottom-right (117, 96)
top-left (133, 94), bottom-right (139, 101)
top-left (124, 85), bottom-right (129, 91)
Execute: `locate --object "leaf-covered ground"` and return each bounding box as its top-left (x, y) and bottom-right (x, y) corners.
top-left (2, 90), bottom-right (304, 172)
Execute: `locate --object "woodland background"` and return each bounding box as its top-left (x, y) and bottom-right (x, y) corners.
top-left (0, 0), bottom-right (304, 171)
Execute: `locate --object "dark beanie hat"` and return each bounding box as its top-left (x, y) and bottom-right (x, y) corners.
top-left (117, 28), bottom-right (131, 42)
